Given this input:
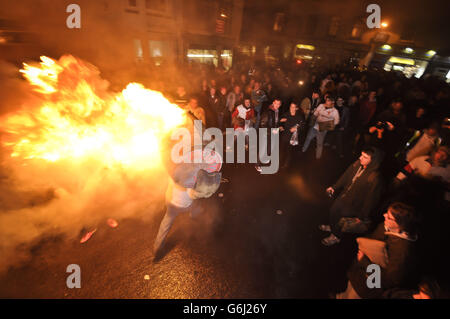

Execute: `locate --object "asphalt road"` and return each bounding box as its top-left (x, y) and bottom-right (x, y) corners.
top-left (0, 146), bottom-right (360, 298)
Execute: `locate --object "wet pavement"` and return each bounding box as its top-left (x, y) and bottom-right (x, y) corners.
top-left (0, 147), bottom-right (361, 298)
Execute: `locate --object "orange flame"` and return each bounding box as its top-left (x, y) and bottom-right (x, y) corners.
top-left (2, 55), bottom-right (187, 168)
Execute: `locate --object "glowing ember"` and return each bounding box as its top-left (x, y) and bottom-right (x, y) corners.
top-left (1, 55), bottom-right (187, 168)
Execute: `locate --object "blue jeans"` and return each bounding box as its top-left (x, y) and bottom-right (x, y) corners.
top-left (302, 127), bottom-right (328, 159)
top-left (153, 200), bottom-right (202, 253)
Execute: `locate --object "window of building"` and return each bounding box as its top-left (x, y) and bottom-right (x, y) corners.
top-left (273, 13), bottom-right (285, 32)
top-left (125, 0), bottom-right (139, 13)
top-left (350, 18), bottom-right (365, 39)
top-left (149, 40), bottom-right (171, 57)
top-left (149, 40), bottom-right (170, 65)
top-left (328, 16), bottom-right (340, 36)
top-left (133, 39), bottom-right (144, 61)
top-left (217, 0), bottom-right (232, 34)
top-left (221, 49), bottom-right (233, 70)
top-left (187, 49), bottom-right (219, 66)
top-left (351, 25), bottom-right (362, 39)
top-left (192, 0), bottom-right (215, 32)
top-left (145, 0), bottom-right (167, 13)
top-left (306, 15), bottom-right (318, 35)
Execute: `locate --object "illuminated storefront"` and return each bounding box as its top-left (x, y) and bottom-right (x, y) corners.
top-left (372, 44), bottom-right (440, 78)
top-left (186, 48), bottom-right (233, 69)
top-left (383, 56), bottom-right (429, 79)
top-left (293, 44), bottom-right (315, 61)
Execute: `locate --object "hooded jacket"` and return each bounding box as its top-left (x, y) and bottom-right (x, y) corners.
top-left (332, 148), bottom-right (384, 221)
top-left (347, 222), bottom-right (419, 299)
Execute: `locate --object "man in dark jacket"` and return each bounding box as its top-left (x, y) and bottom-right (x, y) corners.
top-left (330, 96), bottom-right (350, 158)
top-left (338, 202), bottom-right (419, 299)
top-left (266, 98), bottom-right (283, 129)
top-left (368, 99), bottom-right (407, 157)
top-left (217, 86), bottom-right (228, 131)
top-left (320, 146), bottom-right (384, 246)
top-left (251, 81), bottom-right (268, 130)
top-left (256, 98), bottom-right (283, 172)
top-left (279, 101), bottom-right (306, 168)
top-left (206, 87), bottom-right (220, 128)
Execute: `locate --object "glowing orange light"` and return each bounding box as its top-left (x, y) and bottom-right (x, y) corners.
top-left (2, 55), bottom-right (188, 169)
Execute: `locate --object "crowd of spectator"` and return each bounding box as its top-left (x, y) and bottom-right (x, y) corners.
top-left (143, 59), bottom-right (450, 299)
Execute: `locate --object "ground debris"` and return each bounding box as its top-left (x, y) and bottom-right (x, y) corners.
top-left (80, 228), bottom-right (97, 243)
top-left (107, 218), bottom-right (118, 228)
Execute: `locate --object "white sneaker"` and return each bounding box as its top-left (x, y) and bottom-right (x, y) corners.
top-left (321, 234), bottom-right (341, 246)
top-left (318, 224), bottom-right (331, 232)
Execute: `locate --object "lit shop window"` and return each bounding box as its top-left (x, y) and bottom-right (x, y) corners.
top-left (351, 23), bottom-right (363, 39)
top-left (238, 45), bottom-right (256, 57)
top-left (133, 39), bottom-right (144, 61)
top-left (425, 50), bottom-right (436, 58)
top-left (149, 40), bottom-right (169, 57)
top-left (273, 13), bottom-right (285, 32)
top-left (221, 50), bottom-right (233, 69)
top-left (383, 56), bottom-right (425, 79)
top-left (187, 49), bottom-right (232, 68)
top-left (149, 40), bottom-right (170, 65)
top-left (294, 44), bottom-right (315, 60)
top-left (187, 50), bottom-right (218, 65)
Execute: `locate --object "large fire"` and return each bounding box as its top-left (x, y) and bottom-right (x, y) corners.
top-left (1, 55), bottom-right (187, 168)
top-left (0, 55), bottom-right (190, 272)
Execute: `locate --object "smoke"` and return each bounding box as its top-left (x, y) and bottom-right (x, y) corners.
top-left (0, 56), bottom-right (174, 273)
top-left (0, 156), bottom-right (167, 273)
top-left (0, 60), bottom-right (42, 116)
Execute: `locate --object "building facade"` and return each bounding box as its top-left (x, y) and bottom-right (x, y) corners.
top-left (238, 0), bottom-right (450, 79)
top-left (0, 0), bottom-right (244, 77)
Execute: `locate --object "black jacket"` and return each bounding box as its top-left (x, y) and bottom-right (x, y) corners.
top-left (332, 148), bottom-right (384, 221)
top-left (348, 223), bottom-right (419, 299)
top-left (370, 109), bottom-right (408, 154)
top-left (266, 105), bottom-right (282, 129)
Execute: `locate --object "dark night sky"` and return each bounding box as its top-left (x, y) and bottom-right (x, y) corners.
top-left (378, 0), bottom-right (450, 53)
top-left (244, 0), bottom-right (450, 54)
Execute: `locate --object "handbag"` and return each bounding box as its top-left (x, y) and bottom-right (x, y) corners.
top-left (318, 120), bottom-right (335, 132)
top-left (289, 125), bottom-right (300, 146)
top-left (356, 237), bottom-right (389, 268)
